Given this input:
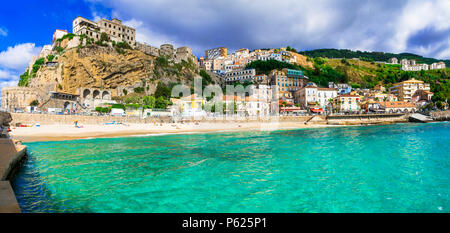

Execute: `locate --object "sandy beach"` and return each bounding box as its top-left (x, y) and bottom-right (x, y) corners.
top-left (9, 121), bottom-right (340, 142)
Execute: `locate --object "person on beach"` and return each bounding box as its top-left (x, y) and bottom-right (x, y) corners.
top-left (74, 120), bottom-right (78, 127)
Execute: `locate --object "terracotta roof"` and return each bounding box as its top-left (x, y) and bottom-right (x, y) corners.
top-left (379, 101), bottom-right (415, 108)
top-left (279, 99), bottom-right (294, 106)
top-left (317, 88), bottom-right (337, 91)
top-left (222, 95), bottom-right (245, 101)
top-left (393, 78), bottom-right (425, 86)
top-left (245, 96), bottom-right (260, 102)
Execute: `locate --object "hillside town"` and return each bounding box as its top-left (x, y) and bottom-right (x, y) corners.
top-left (0, 16), bottom-right (448, 119)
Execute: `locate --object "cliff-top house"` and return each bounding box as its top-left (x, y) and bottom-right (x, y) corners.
top-left (73, 16), bottom-right (136, 46)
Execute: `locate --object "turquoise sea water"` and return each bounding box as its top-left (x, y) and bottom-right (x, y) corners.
top-left (12, 122), bottom-right (450, 213)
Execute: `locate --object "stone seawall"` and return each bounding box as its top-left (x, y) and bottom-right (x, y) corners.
top-left (11, 113), bottom-right (411, 126)
top-left (11, 113), bottom-right (315, 125)
top-left (11, 113), bottom-right (170, 125)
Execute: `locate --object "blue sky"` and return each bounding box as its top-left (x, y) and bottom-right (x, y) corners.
top-left (0, 0), bottom-right (449, 92)
top-left (0, 0), bottom-right (104, 51)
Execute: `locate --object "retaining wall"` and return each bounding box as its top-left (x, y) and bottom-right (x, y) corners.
top-left (11, 113), bottom-right (315, 125)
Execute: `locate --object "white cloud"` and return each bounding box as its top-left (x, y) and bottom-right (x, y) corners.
top-left (0, 77), bottom-right (19, 88)
top-left (0, 43), bottom-right (39, 99)
top-left (0, 69), bottom-right (19, 102)
top-left (86, 0), bottom-right (450, 59)
top-left (0, 27), bottom-right (7, 37)
top-left (389, 0), bottom-right (450, 56)
top-left (0, 69), bottom-right (18, 81)
top-left (0, 43), bottom-right (41, 71)
top-left (435, 46), bottom-right (450, 60)
top-left (122, 19), bottom-right (179, 47)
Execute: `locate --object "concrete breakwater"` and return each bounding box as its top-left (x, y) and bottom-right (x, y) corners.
top-left (0, 111), bottom-right (25, 213)
top-left (0, 139), bottom-right (26, 213)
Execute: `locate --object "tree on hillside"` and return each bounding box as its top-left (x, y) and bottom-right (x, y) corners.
top-left (246, 60), bottom-right (299, 75)
top-left (155, 96), bottom-right (170, 109)
top-left (143, 96), bottom-right (156, 108)
top-left (286, 46), bottom-right (298, 53)
top-left (154, 82), bottom-right (171, 100)
top-left (100, 32), bottom-right (110, 42)
top-left (200, 69), bottom-right (212, 84)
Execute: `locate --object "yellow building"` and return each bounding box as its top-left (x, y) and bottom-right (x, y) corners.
top-left (388, 78), bottom-right (430, 102)
top-left (179, 94), bottom-right (206, 113)
top-left (269, 68), bottom-right (307, 99)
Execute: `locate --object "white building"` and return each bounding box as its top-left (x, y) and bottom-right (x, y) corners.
top-left (401, 59), bottom-right (446, 71)
top-left (430, 62), bottom-right (446, 70)
top-left (202, 60), bottom-right (213, 71)
top-left (295, 84), bottom-right (337, 111)
top-left (52, 29), bottom-right (68, 44)
top-left (224, 69), bottom-right (256, 84)
top-left (332, 94), bottom-right (361, 113)
top-left (38, 45), bottom-right (53, 59)
top-left (205, 47), bottom-right (227, 60)
top-left (389, 57), bottom-right (398, 64)
top-left (73, 16), bottom-right (136, 46)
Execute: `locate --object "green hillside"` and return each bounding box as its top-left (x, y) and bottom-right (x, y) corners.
top-left (299, 48), bottom-right (450, 67)
top-left (246, 57), bottom-right (450, 108)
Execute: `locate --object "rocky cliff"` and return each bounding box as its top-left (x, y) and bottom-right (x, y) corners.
top-left (29, 44), bottom-right (203, 96)
top-left (0, 111), bottom-right (12, 128)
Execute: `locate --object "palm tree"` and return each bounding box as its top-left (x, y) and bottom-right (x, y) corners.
top-left (327, 98), bottom-right (334, 115)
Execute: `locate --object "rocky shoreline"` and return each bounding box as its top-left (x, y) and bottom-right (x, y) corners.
top-left (430, 110), bottom-right (450, 121)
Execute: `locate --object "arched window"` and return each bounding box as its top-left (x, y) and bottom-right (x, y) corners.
top-left (83, 89), bottom-right (91, 99)
top-left (102, 91), bottom-right (111, 100)
top-left (93, 90), bottom-right (100, 99)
